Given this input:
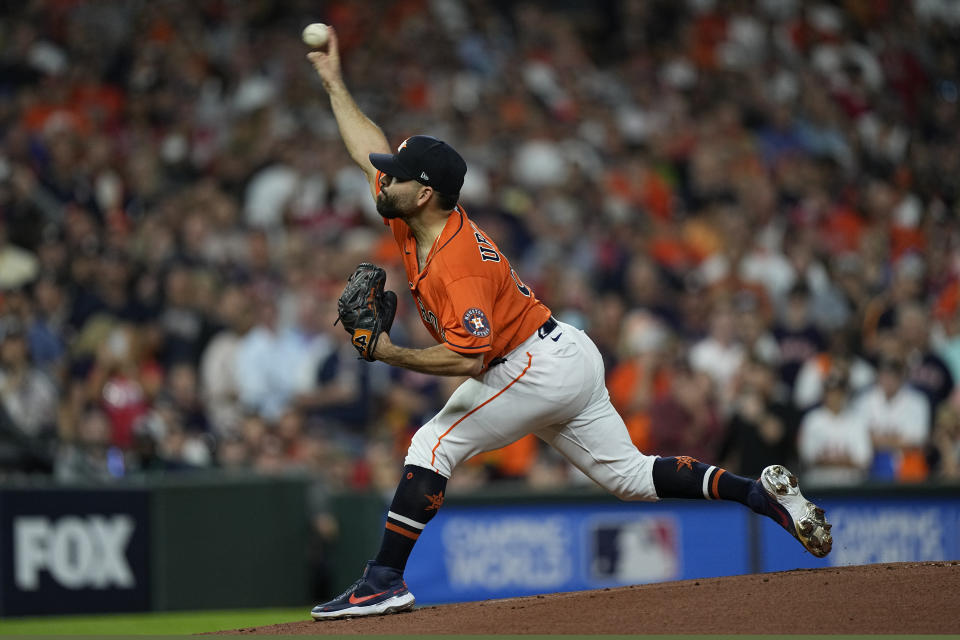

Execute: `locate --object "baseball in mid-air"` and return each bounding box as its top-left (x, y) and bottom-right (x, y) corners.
top-left (302, 23), bottom-right (330, 48)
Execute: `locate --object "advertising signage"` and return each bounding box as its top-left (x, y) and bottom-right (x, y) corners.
top-left (0, 488), bottom-right (151, 616)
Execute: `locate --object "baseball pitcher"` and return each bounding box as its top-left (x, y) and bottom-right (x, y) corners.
top-left (307, 27), bottom-right (832, 620)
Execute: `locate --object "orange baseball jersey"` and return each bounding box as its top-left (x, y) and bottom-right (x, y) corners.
top-left (377, 173), bottom-right (551, 367)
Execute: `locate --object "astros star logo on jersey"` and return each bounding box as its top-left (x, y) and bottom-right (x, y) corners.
top-left (462, 308), bottom-right (491, 337)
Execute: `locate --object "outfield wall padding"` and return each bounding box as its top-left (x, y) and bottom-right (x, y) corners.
top-left (2, 476), bottom-right (958, 615)
top-left (0, 475), bottom-right (310, 616)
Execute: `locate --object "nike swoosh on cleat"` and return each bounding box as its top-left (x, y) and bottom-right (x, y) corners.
top-left (349, 590), bottom-right (387, 604)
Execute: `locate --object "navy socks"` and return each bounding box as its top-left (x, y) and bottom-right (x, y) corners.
top-left (374, 465), bottom-right (448, 572)
top-left (652, 456), bottom-right (754, 505)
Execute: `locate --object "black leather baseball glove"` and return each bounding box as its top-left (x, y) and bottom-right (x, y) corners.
top-left (336, 263), bottom-right (397, 361)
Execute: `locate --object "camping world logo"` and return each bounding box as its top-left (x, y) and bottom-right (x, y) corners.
top-left (462, 308), bottom-right (491, 337)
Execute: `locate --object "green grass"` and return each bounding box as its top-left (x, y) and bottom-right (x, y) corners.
top-left (0, 607), bottom-right (308, 635)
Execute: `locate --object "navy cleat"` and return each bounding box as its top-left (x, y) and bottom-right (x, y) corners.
top-left (749, 464), bottom-right (833, 558)
top-left (311, 561), bottom-right (415, 620)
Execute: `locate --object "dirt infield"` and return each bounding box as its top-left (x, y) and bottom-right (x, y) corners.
top-left (216, 562), bottom-right (959, 635)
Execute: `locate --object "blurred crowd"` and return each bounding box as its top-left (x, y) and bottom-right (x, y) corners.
top-left (1, 0), bottom-right (960, 497)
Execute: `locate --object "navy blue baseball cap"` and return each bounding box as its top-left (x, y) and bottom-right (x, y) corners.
top-left (369, 135), bottom-right (467, 197)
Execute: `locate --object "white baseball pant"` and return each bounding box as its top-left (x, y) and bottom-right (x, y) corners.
top-left (404, 320), bottom-right (659, 501)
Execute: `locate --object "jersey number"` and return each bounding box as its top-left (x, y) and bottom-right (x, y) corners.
top-left (416, 296), bottom-right (446, 341)
top-left (473, 223), bottom-right (531, 297)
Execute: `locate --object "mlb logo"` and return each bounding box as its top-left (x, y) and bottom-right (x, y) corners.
top-left (590, 517), bottom-right (679, 584)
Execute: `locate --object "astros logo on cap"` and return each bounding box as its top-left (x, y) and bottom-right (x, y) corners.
top-left (462, 308), bottom-right (491, 337)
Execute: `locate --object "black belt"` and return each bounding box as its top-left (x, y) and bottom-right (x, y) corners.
top-left (537, 316), bottom-right (558, 339)
top-left (488, 316), bottom-right (558, 369)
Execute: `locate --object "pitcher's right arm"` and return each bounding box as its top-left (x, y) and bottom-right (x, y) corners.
top-left (307, 28), bottom-right (390, 196)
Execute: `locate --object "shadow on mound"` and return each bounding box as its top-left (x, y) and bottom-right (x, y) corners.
top-left (212, 562), bottom-right (960, 635)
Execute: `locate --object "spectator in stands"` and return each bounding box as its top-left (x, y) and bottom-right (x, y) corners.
top-left (853, 355), bottom-right (930, 482)
top-left (934, 305), bottom-right (960, 391)
top-left (797, 371), bottom-right (872, 487)
top-left (85, 323), bottom-right (155, 449)
top-left (772, 283), bottom-right (826, 397)
top-left (689, 299), bottom-right (744, 413)
top-left (861, 254), bottom-right (925, 357)
top-left (0, 317), bottom-right (57, 439)
top-left (162, 362), bottom-right (210, 434)
top-left (133, 403), bottom-right (211, 471)
top-left (158, 265), bottom-right (207, 367)
top-left (0, 221), bottom-right (39, 291)
top-left (233, 294), bottom-right (298, 422)
top-left (896, 301), bottom-right (954, 416)
top-left (732, 290), bottom-right (780, 368)
top-left (54, 406), bottom-right (117, 481)
top-left (622, 255), bottom-right (682, 329)
top-left (216, 434), bottom-right (250, 471)
top-left (26, 276), bottom-right (69, 375)
top-left (200, 283), bottom-right (253, 437)
top-left (719, 357), bottom-right (798, 477)
top-left (607, 310), bottom-right (673, 452)
top-left (932, 400), bottom-right (960, 480)
top-left (793, 329), bottom-right (875, 411)
top-left (824, 254), bottom-right (870, 330)
top-left (649, 364), bottom-right (723, 462)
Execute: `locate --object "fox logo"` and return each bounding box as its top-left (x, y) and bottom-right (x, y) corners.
top-left (15, 515), bottom-right (136, 590)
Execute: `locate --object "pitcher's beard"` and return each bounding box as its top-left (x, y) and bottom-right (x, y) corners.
top-left (376, 192), bottom-right (405, 219)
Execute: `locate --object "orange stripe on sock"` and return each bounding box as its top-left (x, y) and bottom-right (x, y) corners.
top-left (385, 521), bottom-right (420, 540)
top-left (430, 352), bottom-right (534, 470)
top-left (711, 468), bottom-right (726, 500)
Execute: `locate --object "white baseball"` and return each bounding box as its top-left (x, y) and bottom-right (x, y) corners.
top-left (302, 23), bottom-right (330, 48)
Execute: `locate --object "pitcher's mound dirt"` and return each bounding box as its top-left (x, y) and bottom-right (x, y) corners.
top-left (215, 561), bottom-right (959, 635)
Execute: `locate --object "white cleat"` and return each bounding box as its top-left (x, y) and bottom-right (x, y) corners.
top-left (759, 465), bottom-right (833, 558)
